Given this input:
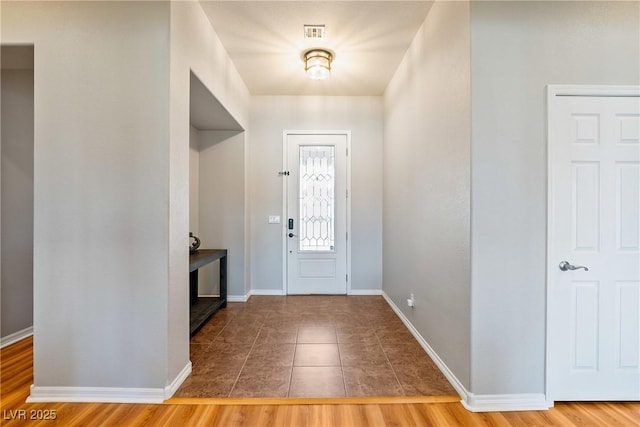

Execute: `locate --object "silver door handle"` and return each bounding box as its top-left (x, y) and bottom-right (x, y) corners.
top-left (559, 261), bottom-right (588, 271)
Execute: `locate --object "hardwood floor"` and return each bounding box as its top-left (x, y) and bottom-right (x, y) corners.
top-left (2, 337), bottom-right (639, 426)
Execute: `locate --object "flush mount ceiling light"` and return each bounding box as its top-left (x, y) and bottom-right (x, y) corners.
top-left (303, 49), bottom-right (333, 80)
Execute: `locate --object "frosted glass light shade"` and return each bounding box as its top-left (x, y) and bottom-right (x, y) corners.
top-left (304, 49), bottom-right (332, 80)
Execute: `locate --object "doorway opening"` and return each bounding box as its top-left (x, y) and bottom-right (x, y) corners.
top-left (1, 45), bottom-right (35, 348)
top-left (188, 71), bottom-right (244, 334)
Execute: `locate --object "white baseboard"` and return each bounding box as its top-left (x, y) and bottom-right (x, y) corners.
top-left (382, 291), bottom-right (469, 403)
top-left (164, 361), bottom-right (192, 400)
top-left (229, 289), bottom-right (285, 302)
top-left (227, 293), bottom-right (250, 302)
top-left (27, 385), bottom-right (166, 404)
top-left (348, 289), bottom-right (382, 295)
top-left (382, 291), bottom-right (551, 413)
top-left (462, 393), bottom-right (550, 412)
top-left (27, 362), bottom-right (192, 404)
top-left (249, 289), bottom-right (285, 296)
top-left (1, 326), bottom-right (33, 348)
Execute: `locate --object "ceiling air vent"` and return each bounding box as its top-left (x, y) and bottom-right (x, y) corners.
top-left (304, 25), bottom-right (326, 39)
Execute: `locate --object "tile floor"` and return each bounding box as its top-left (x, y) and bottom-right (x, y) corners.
top-left (175, 295), bottom-right (457, 398)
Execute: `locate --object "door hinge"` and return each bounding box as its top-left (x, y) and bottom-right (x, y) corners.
top-left (346, 189), bottom-right (349, 198)
top-left (346, 147), bottom-right (349, 156)
top-left (346, 231), bottom-right (348, 241)
top-left (346, 274), bottom-right (349, 282)
top-left (278, 171), bottom-right (290, 176)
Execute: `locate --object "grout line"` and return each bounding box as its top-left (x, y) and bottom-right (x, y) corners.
top-left (336, 327), bottom-right (348, 398)
top-left (376, 331), bottom-right (406, 395)
top-left (187, 296), bottom-right (431, 399)
top-left (226, 319), bottom-right (263, 398)
top-left (286, 328), bottom-right (299, 398)
top-left (189, 311), bottom-right (235, 367)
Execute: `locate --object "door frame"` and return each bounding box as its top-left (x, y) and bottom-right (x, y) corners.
top-left (545, 85), bottom-right (640, 405)
top-left (282, 130), bottom-right (352, 295)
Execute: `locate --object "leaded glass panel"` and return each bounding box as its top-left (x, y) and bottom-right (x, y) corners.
top-left (299, 146), bottom-right (335, 252)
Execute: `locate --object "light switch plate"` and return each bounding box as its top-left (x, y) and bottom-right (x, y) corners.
top-left (268, 215), bottom-right (281, 224)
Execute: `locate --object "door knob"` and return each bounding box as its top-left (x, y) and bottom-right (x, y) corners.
top-left (288, 233), bottom-right (297, 238)
top-left (559, 261), bottom-right (588, 271)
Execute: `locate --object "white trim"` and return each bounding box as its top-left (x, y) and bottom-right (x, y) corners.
top-left (545, 85), bottom-right (640, 405)
top-left (27, 385), bottom-right (165, 403)
top-left (382, 292), bottom-right (551, 412)
top-left (249, 289), bottom-right (285, 296)
top-left (348, 289), bottom-right (382, 296)
top-left (282, 130), bottom-right (352, 296)
top-left (345, 132), bottom-right (352, 295)
top-left (462, 393), bottom-right (550, 412)
top-left (548, 85), bottom-right (640, 97)
top-left (27, 362), bottom-right (191, 403)
top-left (1, 326), bottom-right (33, 348)
top-left (282, 131), bottom-right (289, 294)
top-left (227, 293), bottom-right (250, 302)
top-left (381, 292), bottom-right (469, 403)
top-left (164, 362), bottom-right (192, 400)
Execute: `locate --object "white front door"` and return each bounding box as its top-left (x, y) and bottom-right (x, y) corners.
top-left (548, 87), bottom-right (640, 401)
top-left (285, 132), bottom-right (349, 294)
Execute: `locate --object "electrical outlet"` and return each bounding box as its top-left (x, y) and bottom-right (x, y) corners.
top-left (407, 293), bottom-right (415, 308)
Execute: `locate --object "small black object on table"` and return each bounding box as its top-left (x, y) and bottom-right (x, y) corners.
top-left (189, 249), bottom-right (227, 336)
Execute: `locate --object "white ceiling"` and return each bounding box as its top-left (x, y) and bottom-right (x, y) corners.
top-left (199, 1), bottom-right (433, 96)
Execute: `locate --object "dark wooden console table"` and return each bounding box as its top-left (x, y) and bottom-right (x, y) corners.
top-left (189, 249), bottom-right (227, 336)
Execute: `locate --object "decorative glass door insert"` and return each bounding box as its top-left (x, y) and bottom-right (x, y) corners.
top-left (299, 146), bottom-right (335, 252)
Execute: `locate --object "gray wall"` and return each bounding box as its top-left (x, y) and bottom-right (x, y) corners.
top-left (169, 1), bottom-right (250, 382)
top-left (199, 131), bottom-right (246, 298)
top-left (383, 0), bottom-right (471, 389)
top-left (1, 65), bottom-right (34, 339)
top-left (189, 125), bottom-right (201, 237)
top-left (2, 2), bottom-right (171, 389)
top-left (249, 96), bottom-right (383, 293)
top-left (470, 0), bottom-right (640, 394)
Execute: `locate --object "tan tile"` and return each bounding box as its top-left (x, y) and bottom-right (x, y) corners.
top-left (255, 326), bottom-right (298, 344)
top-left (297, 326), bottom-right (337, 343)
top-left (179, 296), bottom-right (457, 398)
top-left (375, 327), bottom-right (416, 346)
top-left (213, 326), bottom-right (260, 344)
top-left (229, 366), bottom-right (291, 398)
top-left (244, 343), bottom-right (295, 368)
top-left (289, 367), bottom-right (345, 397)
top-left (195, 342), bottom-right (252, 371)
top-left (189, 343), bottom-right (209, 366)
top-left (338, 342), bottom-right (389, 366)
top-left (225, 316), bottom-right (265, 330)
top-left (393, 363), bottom-right (457, 396)
top-left (293, 344), bottom-right (341, 367)
top-left (382, 342), bottom-right (432, 366)
top-left (262, 314), bottom-right (298, 324)
top-left (295, 318), bottom-right (336, 328)
top-left (194, 359), bottom-right (245, 382)
top-left (173, 371), bottom-right (237, 398)
top-left (190, 320), bottom-right (226, 344)
top-left (342, 366), bottom-right (404, 397)
top-left (336, 326), bottom-right (378, 344)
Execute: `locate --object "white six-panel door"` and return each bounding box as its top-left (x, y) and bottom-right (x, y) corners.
top-left (548, 87), bottom-right (640, 401)
top-left (285, 132), bottom-right (349, 295)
